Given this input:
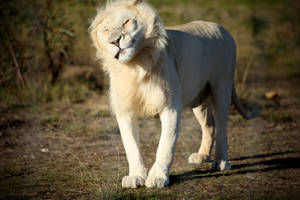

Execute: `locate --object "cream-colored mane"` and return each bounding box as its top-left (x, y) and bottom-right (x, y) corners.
top-left (90, 0), bottom-right (167, 67)
top-left (90, 0), bottom-right (170, 116)
top-left (90, 0), bottom-right (260, 188)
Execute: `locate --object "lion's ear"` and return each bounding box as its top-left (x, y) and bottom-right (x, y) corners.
top-left (128, 0), bottom-right (143, 5)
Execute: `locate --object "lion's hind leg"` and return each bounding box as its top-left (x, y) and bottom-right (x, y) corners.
top-left (188, 101), bottom-right (215, 164)
top-left (210, 83), bottom-right (232, 171)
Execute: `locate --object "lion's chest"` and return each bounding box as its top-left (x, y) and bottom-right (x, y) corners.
top-left (109, 69), bottom-right (167, 116)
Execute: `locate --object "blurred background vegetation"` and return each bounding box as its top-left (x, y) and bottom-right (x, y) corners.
top-left (0, 0), bottom-right (299, 110)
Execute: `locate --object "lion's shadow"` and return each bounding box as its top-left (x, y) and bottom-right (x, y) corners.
top-left (169, 150), bottom-right (300, 185)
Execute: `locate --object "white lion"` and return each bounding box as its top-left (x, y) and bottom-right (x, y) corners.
top-left (90, 0), bottom-right (260, 188)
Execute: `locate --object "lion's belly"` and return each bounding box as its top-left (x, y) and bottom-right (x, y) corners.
top-left (180, 66), bottom-right (210, 107)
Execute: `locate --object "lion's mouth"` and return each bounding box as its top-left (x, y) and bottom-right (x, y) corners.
top-left (114, 49), bottom-right (124, 60)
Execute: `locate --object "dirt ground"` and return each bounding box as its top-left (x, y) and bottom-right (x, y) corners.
top-left (0, 62), bottom-right (299, 200)
top-left (1, 0), bottom-right (299, 199)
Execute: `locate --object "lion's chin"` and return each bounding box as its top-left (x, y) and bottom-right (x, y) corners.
top-left (114, 48), bottom-right (136, 63)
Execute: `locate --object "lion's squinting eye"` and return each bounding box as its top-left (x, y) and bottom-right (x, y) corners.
top-left (123, 19), bottom-right (130, 27)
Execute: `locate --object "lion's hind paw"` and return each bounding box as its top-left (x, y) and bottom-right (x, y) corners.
top-left (188, 153), bottom-right (210, 164)
top-left (211, 160), bottom-right (231, 171)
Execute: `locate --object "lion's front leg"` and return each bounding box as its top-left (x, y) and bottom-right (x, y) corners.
top-left (145, 107), bottom-right (181, 188)
top-left (116, 113), bottom-right (147, 188)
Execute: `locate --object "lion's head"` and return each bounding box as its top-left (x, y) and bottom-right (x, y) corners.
top-left (90, 0), bottom-right (167, 65)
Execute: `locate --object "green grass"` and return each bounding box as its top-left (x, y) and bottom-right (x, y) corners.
top-left (265, 112), bottom-right (294, 124)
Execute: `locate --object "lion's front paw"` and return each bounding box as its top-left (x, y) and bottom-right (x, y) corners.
top-left (145, 175), bottom-right (169, 188)
top-left (188, 153), bottom-right (210, 164)
top-left (122, 176), bottom-right (145, 188)
top-left (145, 164), bottom-right (169, 188)
top-left (211, 160), bottom-right (231, 171)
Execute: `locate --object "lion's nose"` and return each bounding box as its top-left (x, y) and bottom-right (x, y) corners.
top-left (111, 36), bottom-right (121, 47)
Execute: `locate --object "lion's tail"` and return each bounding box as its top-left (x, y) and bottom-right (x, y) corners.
top-left (231, 84), bottom-right (261, 120)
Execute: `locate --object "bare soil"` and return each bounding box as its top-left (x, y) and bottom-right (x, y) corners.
top-left (0, 65), bottom-right (299, 200)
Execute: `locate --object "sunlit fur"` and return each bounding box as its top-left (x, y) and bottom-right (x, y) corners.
top-left (90, 0), bottom-right (260, 188)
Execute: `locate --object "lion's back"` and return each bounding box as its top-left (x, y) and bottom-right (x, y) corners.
top-left (167, 21), bottom-right (234, 43)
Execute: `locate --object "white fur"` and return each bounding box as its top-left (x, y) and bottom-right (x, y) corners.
top-left (90, 0), bottom-right (260, 188)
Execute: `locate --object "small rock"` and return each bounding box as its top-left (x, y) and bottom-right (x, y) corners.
top-left (265, 91), bottom-right (278, 99)
top-left (41, 148), bottom-right (49, 153)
